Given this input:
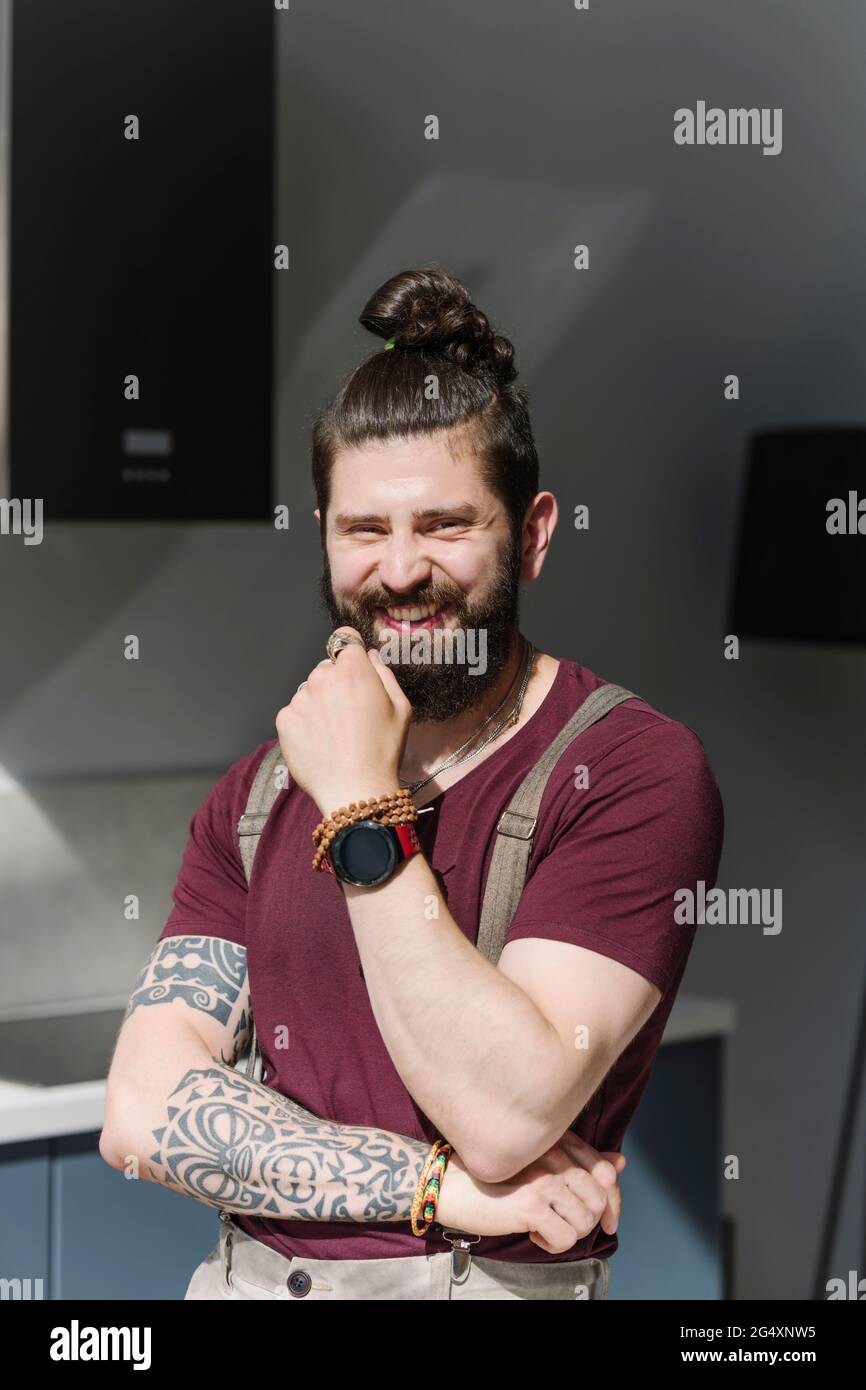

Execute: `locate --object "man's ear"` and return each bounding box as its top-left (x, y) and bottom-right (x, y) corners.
top-left (520, 491), bottom-right (557, 583)
top-left (314, 508), bottom-right (321, 530)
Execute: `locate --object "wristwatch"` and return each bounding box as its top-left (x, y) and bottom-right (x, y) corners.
top-left (322, 818), bottom-right (422, 887)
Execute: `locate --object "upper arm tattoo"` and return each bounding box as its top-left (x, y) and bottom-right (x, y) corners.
top-left (124, 935), bottom-right (251, 1063)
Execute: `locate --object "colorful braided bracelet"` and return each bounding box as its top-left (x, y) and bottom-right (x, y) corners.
top-left (410, 1138), bottom-right (453, 1236)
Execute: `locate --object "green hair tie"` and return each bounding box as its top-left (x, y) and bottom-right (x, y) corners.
top-left (384, 336), bottom-right (396, 350)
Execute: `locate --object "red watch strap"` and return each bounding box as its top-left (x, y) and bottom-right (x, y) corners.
top-left (394, 819), bottom-right (422, 858)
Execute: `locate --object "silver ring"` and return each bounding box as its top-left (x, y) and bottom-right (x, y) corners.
top-left (326, 631), bottom-right (365, 663)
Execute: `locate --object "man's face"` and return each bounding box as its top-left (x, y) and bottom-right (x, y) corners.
top-left (317, 429), bottom-right (525, 722)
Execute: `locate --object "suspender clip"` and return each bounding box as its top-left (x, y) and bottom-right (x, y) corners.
top-left (441, 1229), bottom-right (481, 1284)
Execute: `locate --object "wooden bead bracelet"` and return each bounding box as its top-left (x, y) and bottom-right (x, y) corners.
top-left (311, 788), bottom-right (418, 872)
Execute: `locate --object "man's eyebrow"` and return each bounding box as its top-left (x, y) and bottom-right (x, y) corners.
top-left (332, 503), bottom-right (482, 527)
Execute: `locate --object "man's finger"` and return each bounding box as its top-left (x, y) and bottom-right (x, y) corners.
top-left (602, 1150), bottom-right (627, 1173)
top-left (560, 1133), bottom-right (619, 1186)
top-left (559, 1135), bottom-right (623, 1234)
top-left (367, 646), bottom-right (412, 711)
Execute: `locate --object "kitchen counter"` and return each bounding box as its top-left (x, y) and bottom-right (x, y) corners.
top-left (0, 1078), bottom-right (107, 1146)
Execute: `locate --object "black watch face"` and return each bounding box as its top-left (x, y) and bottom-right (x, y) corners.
top-left (331, 820), bottom-right (399, 887)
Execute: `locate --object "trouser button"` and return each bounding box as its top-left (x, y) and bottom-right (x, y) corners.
top-left (287, 1269), bottom-right (312, 1297)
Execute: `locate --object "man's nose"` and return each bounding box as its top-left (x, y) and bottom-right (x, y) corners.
top-left (374, 540), bottom-right (433, 596)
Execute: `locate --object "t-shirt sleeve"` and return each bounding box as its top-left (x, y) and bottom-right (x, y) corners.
top-left (503, 719), bottom-right (724, 995)
top-left (159, 740), bottom-right (279, 949)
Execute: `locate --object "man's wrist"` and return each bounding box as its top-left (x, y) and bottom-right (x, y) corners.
top-left (433, 1148), bottom-right (467, 1230)
top-left (314, 771), bottom-right (404, 818)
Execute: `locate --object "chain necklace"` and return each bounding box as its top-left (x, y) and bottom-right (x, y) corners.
top-left (398, 636), bottom-right (536, 796)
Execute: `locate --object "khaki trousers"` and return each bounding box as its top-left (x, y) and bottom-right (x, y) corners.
top-left (184, 1215), bottom-right (611, 1301)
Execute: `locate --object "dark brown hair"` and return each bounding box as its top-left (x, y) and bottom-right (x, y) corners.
top-left (311, 267), bottom-right (539, 538)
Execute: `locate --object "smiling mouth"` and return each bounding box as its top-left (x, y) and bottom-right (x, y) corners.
top-left (375, 602), bottom-right (453, 631)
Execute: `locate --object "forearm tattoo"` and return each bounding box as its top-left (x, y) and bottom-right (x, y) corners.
top-left (124, 938), bottom-right (432, 1221)
top-left (124, 935), bottom-right (250, 1064)
top-left (147, 1065), bottom-right (431, 1223)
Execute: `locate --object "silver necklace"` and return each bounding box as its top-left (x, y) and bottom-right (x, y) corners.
top-left (399, 637), bottom-right (536, 796)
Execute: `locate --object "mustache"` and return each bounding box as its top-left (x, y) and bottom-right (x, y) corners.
top-left (341, 588), bottom-right (464, 612)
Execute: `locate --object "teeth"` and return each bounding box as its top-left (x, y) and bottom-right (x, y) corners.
top-left (385, 603), bottom-right (440, 621)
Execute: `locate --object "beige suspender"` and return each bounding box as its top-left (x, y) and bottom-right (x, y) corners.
top-left (476, 682), bottom-right (637, 964)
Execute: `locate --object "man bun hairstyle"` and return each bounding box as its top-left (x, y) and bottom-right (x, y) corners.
top-left (312, 266), bottom-right (539, 538)
top-left (359, 267), bottom-right (518, 385)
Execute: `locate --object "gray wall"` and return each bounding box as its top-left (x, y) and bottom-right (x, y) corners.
top-left (1, 0), bottom-right (864, 1299)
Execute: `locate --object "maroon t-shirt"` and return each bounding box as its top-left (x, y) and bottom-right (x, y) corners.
top-left (160, 657), bottom-right (723, 1263)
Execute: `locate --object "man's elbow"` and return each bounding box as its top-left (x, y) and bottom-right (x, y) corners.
top-left (461, 1151), bottom-right (523, 1185)
top-left (459, 1118), bottom-right (553, 1185)
top-left (457, 1080), bottom-right (588, 1182)
top-left (99, 1083), bottom-right (140, 1172)
top-left (98, 1123), bottom-right (129, 1172)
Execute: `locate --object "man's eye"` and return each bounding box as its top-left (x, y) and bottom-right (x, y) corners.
top-left (349, 520), bottom-right (463, 534)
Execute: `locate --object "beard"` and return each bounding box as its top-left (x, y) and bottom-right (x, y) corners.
top-left (317, 529), bottom-right (524, 723)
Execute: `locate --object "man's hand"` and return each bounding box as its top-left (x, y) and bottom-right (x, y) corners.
top-left (437, 1134), bottom-right (626, 1254)
top-left (276, 626), bottom-right (412, 815)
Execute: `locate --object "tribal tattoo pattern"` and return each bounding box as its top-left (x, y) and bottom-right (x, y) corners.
top-left (148, 1065), bottom-right (431, 1222)
top-left (124, 936), bottom-right (249, 1060)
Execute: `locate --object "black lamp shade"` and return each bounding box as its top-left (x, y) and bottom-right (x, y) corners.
top-left (729, 428), bottom-right (866, 643)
